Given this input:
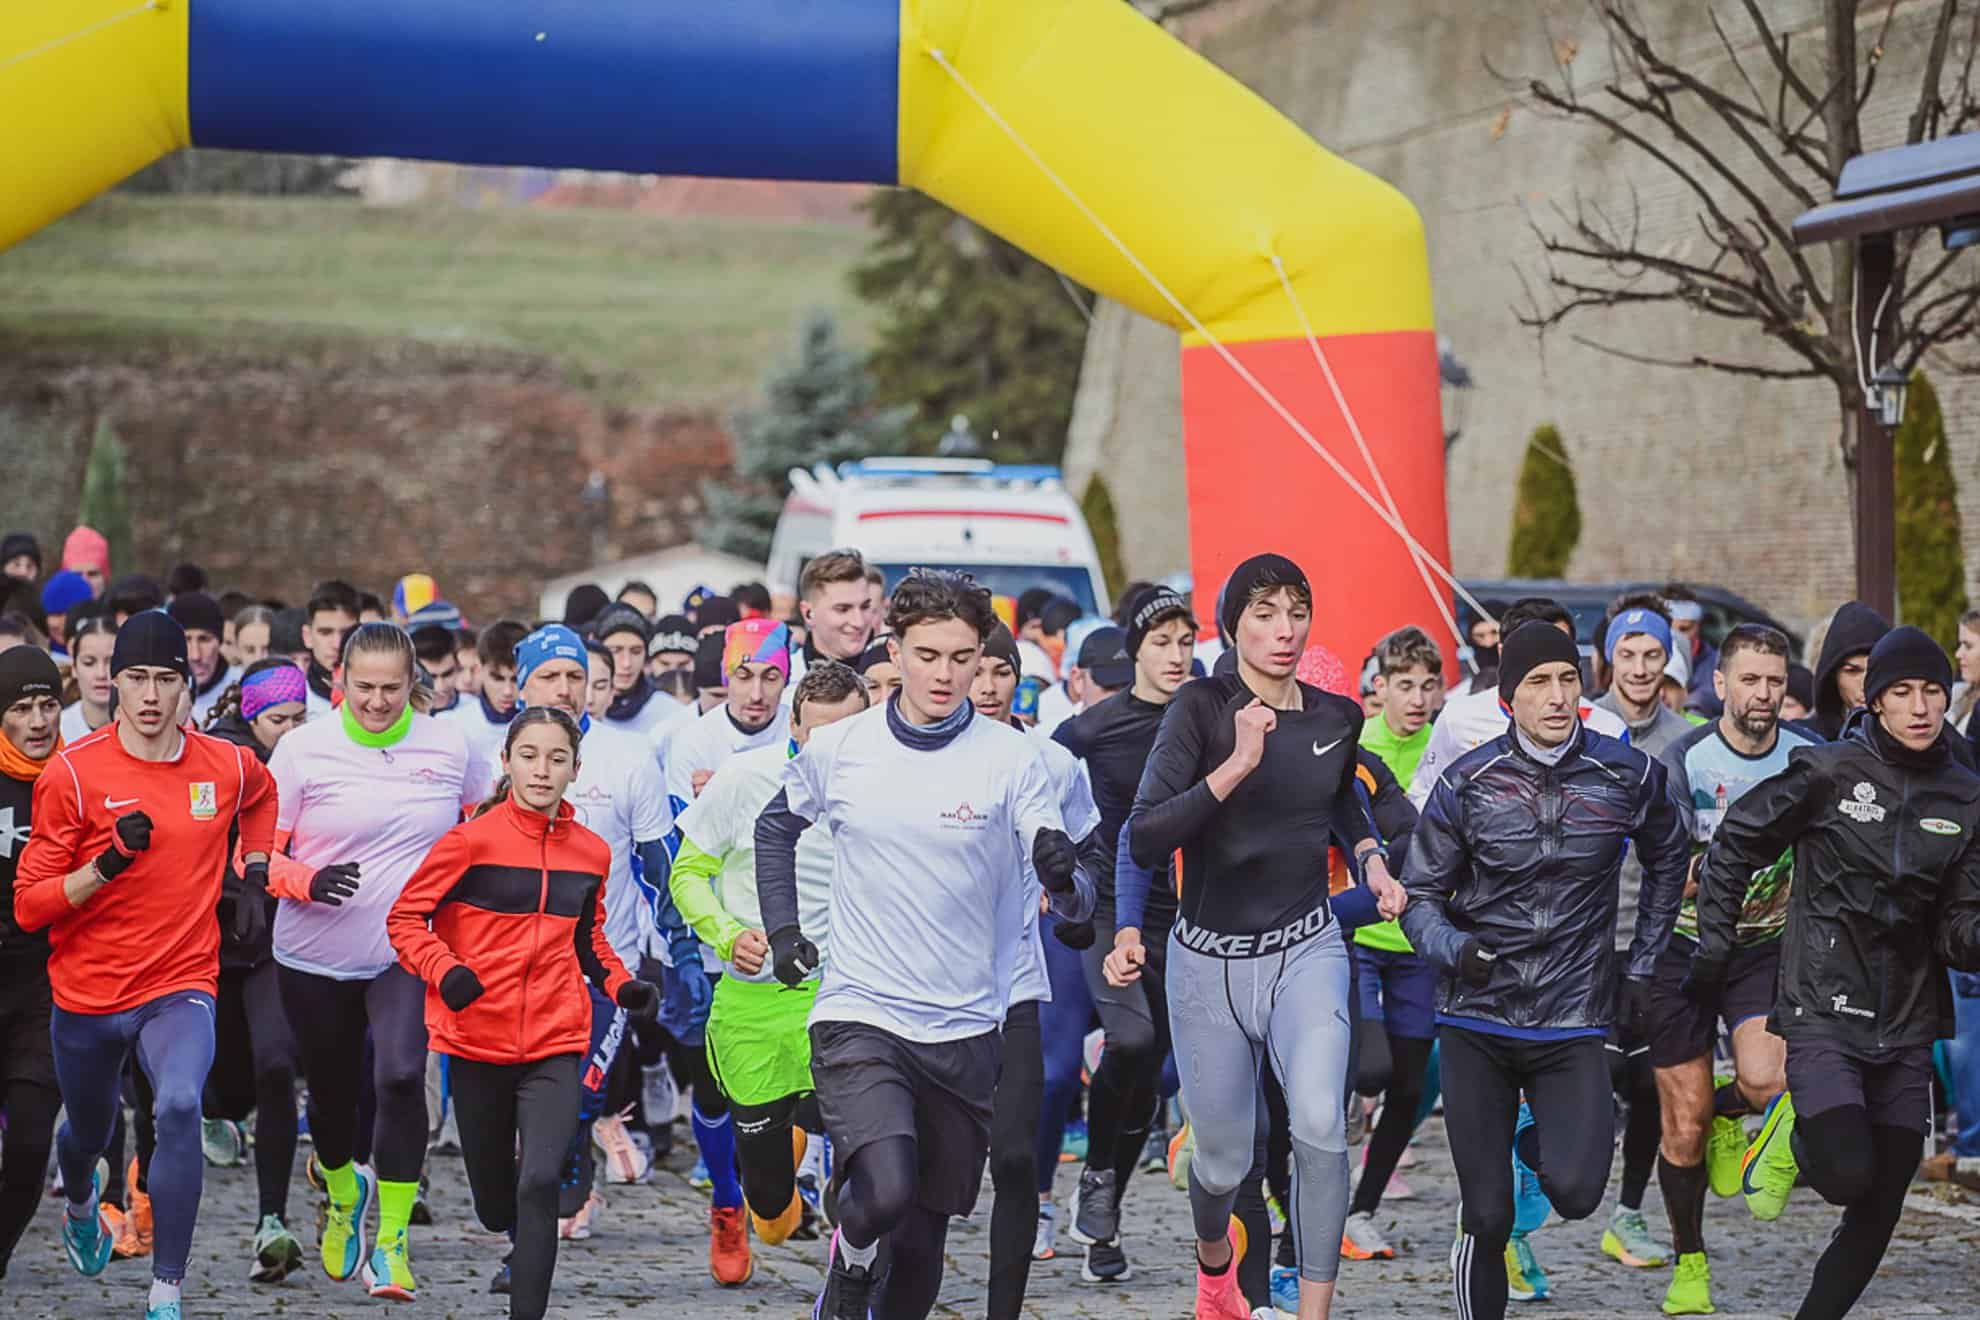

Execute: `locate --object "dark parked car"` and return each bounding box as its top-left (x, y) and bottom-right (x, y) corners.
top-left (1458, 578), bottom-right (1805, 661)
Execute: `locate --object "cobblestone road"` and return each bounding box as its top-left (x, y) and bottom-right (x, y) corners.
top-left (7, 1117), bottom-right (1977, 1318)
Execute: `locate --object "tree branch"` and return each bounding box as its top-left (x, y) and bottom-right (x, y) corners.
top-left (1567, 334), bottom-right (1828, 380)
top-left (1906, 0), bottom-right (1958, 142)
top-left (1737, 0), bottom-right (1824, 113)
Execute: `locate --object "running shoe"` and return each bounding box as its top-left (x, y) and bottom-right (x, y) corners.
top-left (410, 1172), bottom-right (433, 1227)
top-left (1265, 1191), bottom-right (1287, 1237)
top-left (1343, 1096), bottom-right (1370, 1147)
top-left (1270, 1265), bottom-right (1300, 1316)
top-left (1032, 1202), bottom-right (1057, 1261)
top-left (594, 1112), bottom-right (651, 1185)
top-left (1505, 1232), bottom-right (1550, 1302)
top-left (709, 1204), bottom-right (754, 1285)
top-left (320, 1164), bottom-right (374, 1282)
top-left (1083, 1237), bottom-right (1132, 1283)
top-left (144, 1300), bottom-right (182, 1320)
top-left (1060, 1118), bottom-right (1089, 1163)
top-left (1601, 1206), bottom-right (1670, 1268)
top-left (1662, 1250), bottom-right (1714, 1315)
top-left (1082, 1027), bottom-right (1106, 1081)
top-left (61, 1173), bottom-right (114, 1277)
top-left (1740, 1091), bottom-right (1798, 1222)
top-left (814, 1228), bottom-right (879, 1320)
top-left (202, 1118), bottom-right (247, 1168)
top-left (1340, 1209), bottom-right (1397, 1261)
top-left (1168, 1121), bottom-right (1196, 1191)
top-left (430, 1110), bottom-right (461, 1156)
top-left (489, 1251), bottom-right (512, 1295)
top-left (114, 1160), bottom-right (153, 1259)
top-left (688, 1157), bottom-right (713, 1191)
top-left (559, 1188), bottom-right (604, 1241)
top-left (1705, 1114), bottom-right (1747, 1199)
top-left (1510, 1103), bottom-right (1551, 1235)
top-left (362, 1226), bottom-right (417, 1301)
top-left (1069, 1167), bottom-right (1119, 1245)
top-left (1141, 1125), bottom-right (1170, 1173)
top-left (1194, 1219), bottom-right (1250, 1320)
top-left (1386, 1172), bottom-right (1417, 1200)
top-left (250, 1213), bottom-right (304, 1283)
top-left (751, 1192), bottom-right (805, 1247)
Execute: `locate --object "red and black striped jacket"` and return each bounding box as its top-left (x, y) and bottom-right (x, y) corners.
top-left (389, 795), bottom-right (632, 1065)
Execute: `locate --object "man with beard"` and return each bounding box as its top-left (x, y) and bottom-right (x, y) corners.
top-left (1649, 625), bottom-right (1816, 1315)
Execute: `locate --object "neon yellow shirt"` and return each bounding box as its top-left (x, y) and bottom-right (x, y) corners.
top-left (1354, 716), bottom-right (1431, 954)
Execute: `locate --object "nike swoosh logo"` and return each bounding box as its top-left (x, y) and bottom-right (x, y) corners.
top-left (104, 796), bottom-right (140, 811)
top-left (1312, 738), bottom-right (1343, 757)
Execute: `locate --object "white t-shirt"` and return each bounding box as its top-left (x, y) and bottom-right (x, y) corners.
top-left (665, 704), bottom-right (786, 821)
top-left (1408, 685), bottom-right (1629, 808)
top-left (563, 719), bottom-right (674, 967)
top-left (783, 705), bottom-right (1065, 1043)
top-left (304, 688), bottom-right (335, 723)
top-left (60, 703), bottom-right (100, 745)
top-left (607, 689), bottom-right (678, 742)
top-left (674, 742), bottom-right (834, 981)
top-left (650, 698), bottom-right (703, 773)
top-left (1034, 683), bottom-right (1077, 742)
top-left (1007, 735), bottom-right (1100, 1007)
top-left (191, 666), bottom-right (241, 726)
top-left (271, 711), bottom-right (483, 980)
top-left (444, 698), bottom-right (516, 773)
top-left (1016, 638), bottom-right (1056, 683)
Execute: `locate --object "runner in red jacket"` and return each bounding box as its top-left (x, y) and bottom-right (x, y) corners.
top-left (387, 707), bottom-right (657, 1320)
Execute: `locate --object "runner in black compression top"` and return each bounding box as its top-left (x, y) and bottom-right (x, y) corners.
top-left (1125, 554), bottom-right (1401, 1320)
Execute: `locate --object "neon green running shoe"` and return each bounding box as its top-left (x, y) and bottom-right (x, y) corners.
top-left (1706, 1114), bottom-right (1747, 1199)
top-left (320, 1165), bottom-right (374, 1282)
top-left (362, 1227), bottom-right (417, 1301)
top-left (1662, 1250), bottom-right (1715, 1315)
top-left (1601, 1206), bottom-right (1669, 1267)
top-left (1741, 1092), bottom-right (1798, 1222)
top-left (1505, 1231), bottom-right (1550, 1302)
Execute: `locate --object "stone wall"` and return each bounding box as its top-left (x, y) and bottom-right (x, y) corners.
top-left (1073, 0), bottom-right (1980, 632)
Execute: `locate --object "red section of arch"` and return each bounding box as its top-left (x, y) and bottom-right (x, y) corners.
top-left (1180, 330), bottom-right (1454, 671)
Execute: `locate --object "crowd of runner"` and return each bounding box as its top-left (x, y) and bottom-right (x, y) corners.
top-left (0, 523), bottom-right (1978, 1320)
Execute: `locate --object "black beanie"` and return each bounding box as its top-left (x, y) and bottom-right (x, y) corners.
top-left (1863, 625), bottom-right (1954, 706)
top-left (0, 644), bottom-right (61, 713)
top-left (851, 637), bottom-right (894, 676)
top-left (982, 622), bottom-right (1021, 673)
top-left (563, 583), bottom-right (610, 629)
top-left (111, 610), bottom-right (191, 680)
top-left (167, 590), bottom-right (225, 638)
top-left (692, 632), bottom-right (728, 690)
top-left (695, 596), bottom-right (742, 633)
top-left (1, 532), bottom-right (41, 573)
top-left (649, 614), bottom-right (696, 658)
top-left (1124, 585), bottom-right (1196, 659)
top-left (589, 603), bottom-right (651, 647)
top-left (1498, 621), bottom-right (1581, 704)
top-left (1218, 554), bottom-right (1309, 644)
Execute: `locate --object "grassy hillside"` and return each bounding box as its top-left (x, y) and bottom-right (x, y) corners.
top-left (0, 195), bottom-right (876, 408)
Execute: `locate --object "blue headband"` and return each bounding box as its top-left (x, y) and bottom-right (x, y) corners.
top-left (515, 624), bottom-right (587, 694)
top-left (1602, 608), bottom-right (1674, 663)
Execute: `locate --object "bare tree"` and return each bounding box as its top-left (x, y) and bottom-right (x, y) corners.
top-left (1510, 0), bottom-right (1980, 489)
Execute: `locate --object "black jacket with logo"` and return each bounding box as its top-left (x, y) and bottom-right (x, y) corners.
top-left (1698, 716), bottom-right (1980, 1051)
top-left (1400, 722), bottom-right (1689, 1031)
top-left (0, 768), bottom-right (46, 973)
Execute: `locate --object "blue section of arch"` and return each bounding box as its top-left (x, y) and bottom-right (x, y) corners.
top-left (186, 0), bottom-right (900, 183)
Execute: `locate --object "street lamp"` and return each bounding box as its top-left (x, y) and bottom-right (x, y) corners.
top-left (1870, 365), bottom-right (1908, 430)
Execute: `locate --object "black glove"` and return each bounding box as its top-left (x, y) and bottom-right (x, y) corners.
top-left (439, 965), bottom-right (485, 1012)
top-left (1032, 828), bottom-right (1078, 895)
top-left (1678, 955), bottom-right (1728, 1008)
top-left (615, 979), bottom-right (661, 1020)
top-left (309, 862), bottom-right (362, 907)
top-left (95, 810), bottom-right (153, 881)
top-left (768, 925), bottom-right (820, 989)
top-left (1457, 938), bottom-right (1498, 989)
top-left (1054, 918), bottom-right (1097, 951)
top-left (233, 861), bottom-right (271, 945)
top-left (1619, 975), bottom-right (1655, 1039)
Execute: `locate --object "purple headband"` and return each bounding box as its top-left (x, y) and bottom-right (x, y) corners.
top-left (241, 664), bottom-right (308, 721)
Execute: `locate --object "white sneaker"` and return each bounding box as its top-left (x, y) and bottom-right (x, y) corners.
top-left (1032, 1203), bottom-right (1057, 1261)
top-left (593, 1113), bottom-right (651, 1185)
top-left (642, 1063), bottom-right (679, 1135)
top-left (558, 1189), bottom-right (605, 1241)
top-left (1341, 1210), bottom-right (1397, 1261)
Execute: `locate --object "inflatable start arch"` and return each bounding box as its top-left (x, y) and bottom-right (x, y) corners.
top-left (3, 0), bottom-right (1453, 664)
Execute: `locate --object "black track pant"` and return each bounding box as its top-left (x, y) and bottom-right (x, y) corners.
top-left (278, 965), bottom-right (429, 1183)
top-left (0, 977), bottom-right (58, 1279)
top-left (1441, 1027), bottom-right (1613, 1320)
top-left (987, 1000), bottom-right (1043, 1320)
top-left (451, 1054), bottom-right (581, 1320)
top-left (1350, 1033), bottom-right (1432, 1218)
top-left (1079, 910), bottom-right (1171, 1200)
top-left (205, 961), bottom-right (300, 1220)
top-left (1792, 1110), bottom-right (1920, 1320)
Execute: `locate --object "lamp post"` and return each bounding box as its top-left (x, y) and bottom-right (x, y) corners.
top-left (1792, 132), bottom-right (1980, 618)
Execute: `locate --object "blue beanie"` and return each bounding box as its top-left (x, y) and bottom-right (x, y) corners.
top-left (1602, 607), bottom-right (1673, 663)
top-left (40, 570), bottom-right (92, 616)
top-left (515, 624), bottom-right (587, 696)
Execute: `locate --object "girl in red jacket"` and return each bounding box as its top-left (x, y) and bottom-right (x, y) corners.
top-left (387, 707), bottom-right (657, 1320)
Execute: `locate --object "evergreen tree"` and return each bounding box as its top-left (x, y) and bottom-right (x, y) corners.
top-left (851, 190), bottom-right (1089, 465)
top-left (1506, 423), bottom-right (1580, 578)
top-left (1080, 475), bottom-right (1127, 601)
top-left (701, 312), bottom-right (909, 562)
top-left (1893, 370), bottom-right (1967, 646)
top-left (77, 417), bottom-right (133, 576)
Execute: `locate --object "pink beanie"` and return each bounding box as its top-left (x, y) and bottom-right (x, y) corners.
top-left (62, 526), bottom-right (109, 578)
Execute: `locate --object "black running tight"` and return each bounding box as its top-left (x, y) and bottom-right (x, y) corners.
top-left (1350, 1034), bottom-right (1431, 1217)
top-left (837, 1136), bottom-right (950, 1320)
top-left (1792, 1110), bottom-right (1920, 1320)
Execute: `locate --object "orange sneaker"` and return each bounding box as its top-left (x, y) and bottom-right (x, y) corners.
top-left (113, 1161), bottom-right (152, 1259)
top-left (1194, 1218), bottom-right (1249, 1320)
top-left (710, 1205), bottom-right (754, 1286)
top-left (750, 1192), bottom-right (804, 1246)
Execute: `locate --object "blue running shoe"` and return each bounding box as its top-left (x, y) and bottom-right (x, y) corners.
top-left (145, 1301), bottom-right (183, 1320)
top-left (689, 1157), bottom-right (712, 1192)
top-left (1270, 1265), bottom-right (1301, 1316)
top-left (62, 1172), bottom-right (114, 1278)
top-left (1060, 1118), bottom-right (1089, 1163)
top-left (1511, 1103), bottom-right (1552, 1235)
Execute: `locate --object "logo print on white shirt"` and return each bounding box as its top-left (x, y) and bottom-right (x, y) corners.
top-left (1838, 782), bottom-right (1886, 824)
top-left (104, 795), bottom-right (140, 811)
top-left (940, 802), bottom-right (989, 829)
top-left (1312, 738), bottom-right (1343, 758)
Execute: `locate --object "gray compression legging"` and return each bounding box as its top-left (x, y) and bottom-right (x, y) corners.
top-left (1168, 924), bottom-right (1352, 1284)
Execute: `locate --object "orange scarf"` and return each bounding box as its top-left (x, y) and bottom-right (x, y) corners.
top-left (0, 730), bottom-right (59, 783)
